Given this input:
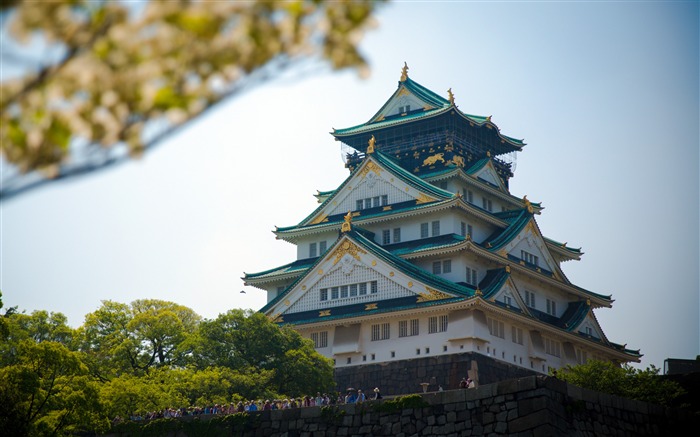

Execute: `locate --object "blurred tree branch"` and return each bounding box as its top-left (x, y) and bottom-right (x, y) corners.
top-left (0, 0), bottom-right (384, 201)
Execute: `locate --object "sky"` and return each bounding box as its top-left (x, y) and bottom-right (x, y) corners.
top-left (1, 1), bottom-right (698, 372)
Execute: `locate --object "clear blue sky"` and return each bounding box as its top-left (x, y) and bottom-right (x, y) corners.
top-left (2, 1), bottom-right (698, 371)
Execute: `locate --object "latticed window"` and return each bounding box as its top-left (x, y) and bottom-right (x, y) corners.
top-left (545, 337), bottom-right (561, 357)
top-left (399, 319), bottom-right (419, 337)
top-left (393, 228), bottom-right (401, 243)
top-left (319, 241), bottom-right (327, 253)
top-left (466, 267), bottom-right (478, 286)
top-left (511, 326), bottom-right (523, 345)
top-left (309, 242), bottom-right (317, 258)
top-left (420, 222), bottom-right (429, 238)
top-left (311, 331), bottom-right (328, 348)
top-left (320, 288), bottom-right (328, 301)
top-left (371, 323), bottom-right (390, 341)
top-left (429, 315), bottom-right (448, 333)
top-left (521, 250), bottom-right (539, 266)
top-left (488, 318), bottom-right (505, 339)
top-left (382, 230), bottom-right (391, 245)
top-left (431, 220), bottom-right (440, 236)
top-left (525, 290), bottom-right (536, 308)
top-left (546, 298), bottom-right (557, 316)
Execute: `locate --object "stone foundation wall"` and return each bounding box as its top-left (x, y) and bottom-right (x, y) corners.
top-left (105, 376), bottom-right (692, 437)
top-left (333, 352), bottom-right (537, 395)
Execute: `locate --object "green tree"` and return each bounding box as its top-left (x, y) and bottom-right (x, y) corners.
top-left (555, 360), bottom-right (685, 407)
top-left (0, 340), bottom-right (108, 437)
top-left (78, 299), bottom-right (201, 378)
top-left (194, 309), bottom-right (334, 396)
top-left (1, 0), bottom-right (384, 200)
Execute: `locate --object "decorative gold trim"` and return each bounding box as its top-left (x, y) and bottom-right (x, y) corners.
top-left (365, 303), bottom-right (378, 311)
top-left (505, 266), bottom-right (511, 273)
top-left (422, 153), bottom-right (445, 166)
top-left (382, 206), bottom-right (392, 211)
top-left (416, 286), bottom-right (451, 302)
top-left (397, 87), bottom-right (410, 97)
top-left (308, 213), bottom-right (329, 225)
top-left (359, 161), bottom-right (382, 178)
top-left (269, 313), bottom-right (284, 323)
top-left (284, 299), bottom-right (290, 306)
top-left (447, 155), bottom-right (465, 167)
top-left (371, 260), bottom-right (377, 266)
top-left (319, 310), bottom-right (331, 317)
top-left (375, 114), bottom-right (385, 122)
top-left (415, 193), bottom-right (435, 204)
top-left (447, 88), bottom-right (455, 106)
top-left (475, 288), bottom-right (483, 297)
top-left (341, 211), bottom-right (353, 233)
top-left (400, 62), bottom-right (409, 82)
top-left (302, 285), bottom-right (306, 290)
top-left (389, 271), bottom-right (394, 277)
top-left (317, 269), bottom-right (323, 275)
top-left (331, 240), bottom-right (367, 265)
top-left (408, 281), bottom-right (413, 288)
top-left (367, 135), bottom-right (376, 154)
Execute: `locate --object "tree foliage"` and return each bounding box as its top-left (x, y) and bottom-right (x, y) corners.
top-left (0, 0), bottom-right (384, 200)
top-left (555, 360), bottom-right (685, 407)
top-left (0, 299), bottom-right (337, 435)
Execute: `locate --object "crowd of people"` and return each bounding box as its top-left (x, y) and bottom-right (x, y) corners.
top-left (115, 388), bottom-right (383, 423)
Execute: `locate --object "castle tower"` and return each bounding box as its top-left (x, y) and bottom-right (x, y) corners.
top-left (243, 66), bottom-right (640, 393)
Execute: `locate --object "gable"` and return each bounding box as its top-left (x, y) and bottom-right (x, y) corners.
top-left (499, 221), bottom-right (562, 281)
top-left (472, 159), bottom-right (508, 192)
top-left (576, 314), bottom-right (603, 341)
top-left (489, 279), bottom-right (525, 312)
top-left (304, 156), bottom-right (443, 226)
top-left (263, 236), bottom-right (458, 321)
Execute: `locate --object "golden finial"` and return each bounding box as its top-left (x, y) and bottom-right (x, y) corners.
top-left (586, 298), bottom-right (591, 306)
top-left (486, 115), bottom-right (492, 122)
top-left (475, 288), bottom-right (483, 296)
top-left (367, 135), bottom-right (375, 154)
top-left (486, 151), bottom-right (491, 157)
top-left (562, 242), bottom-right (567, 247)
top-left (523, 195), bottom-right (531, 206)
top-left (505, 265), bottom-right (511, 273)
top-left (447, 88), bottom-right (455, 106)
top-left (341, 211), bottom-right (353, 233)
top-left (400, 62), bottom-right (409, 81)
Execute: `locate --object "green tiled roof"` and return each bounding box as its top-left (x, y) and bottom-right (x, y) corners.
top-left (244, 257), bottom-right (317, 280)
top-left (276, 150), bottom-right (454, 233)
top-left (484, 209), bottom-right (532, 251)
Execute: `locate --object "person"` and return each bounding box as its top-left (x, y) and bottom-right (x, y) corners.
top-left (438, 385), bottom-right (444, 392)
top-left (459, 377), bottom-right (468, 389)
top-left (373, 387), bottom-right (382, 400)
top-left (357, 389), bottom-right (366, 403)
top-left (466, 377), bottom-right (474, 388)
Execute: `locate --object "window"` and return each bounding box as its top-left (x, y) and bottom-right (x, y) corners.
top-left (546, 298), bottom-right (557, 316)
top-left (584, 326), bottom-right (593, 336)
top-left (432, 261), bottom-right (442, 275)
top-left (420, 222), bottom-right (429, 238)
top-left (503, 295), bottom-right (512, 306)
top-left (545, 338), bottom-right (561, 357)
top-left (382, 230), bottom-right (391, 245)
top-left (521, 250), bottom-right (539, 266)
top-left (443, 260), bottom-right (452, 273)
top-left (525, 290), bottom-right (536, 308)
top-left (399, 319), bottom-right (419, 337)
top-left (326, 281), bottom-right (375, 301)
top-left (391, 351), bottom-right (395, 358)
top-left (429, 315), bottom-right (448, 333)
top-left (482, 197), bottom-right (493, 212)
top-left (460, 222), bottom-right (472, 238)
top-left (359, 282), bottom-right (367, 295)
top-left (340, 285), bottom-right (348, 298)
top-left (371, 323), bottom-right (390, 341)
top-left (309, 242), bottom-right (317, 258)
top-left (393, 228), bottom-right (401, 243)
top-left (431, 220), bottom-right (440, 236)
top-left (373, 196), bottom-right (380, 208)
top-left (398, 105), bottom-right (411, 113)
top-left (381, 195), bottom-right (388, 206)
top-left (319, 241), bottom-right (327, 253)
top-left (466, 267), bottom-right (478, 286)
top-left (576, 349), bottom-right (588, 365)
top-left (311, 331), bottom-right (328, 348)
top-left (365, 198), bottom-right (372, 209)
top-left (425, 347), bottom-right (430, 354)
top-left (370, 281), bottom-right (378, 294)
top-left (331, 287), bottom-right (339, 300)
top-left (363, 355), bottom-right (367, 362)
top-left (488, 318), bottom-right (505, 339)
top-left (416, 349), bottom-right (421, 355)
top-left (356, 199), bottom-right (363, 210)
top-left (349, 284), bottom-right (358, 297)
top-left (462, 189), bottom-right (474, 203)
top-left (511, 326), bottom-right (523, 345)
top-left (347, 357), bottom-right (352, 364)
top-left (320, 288), bottom-right (328, 301)
top-left (371, 353), bottom-right (376, 360)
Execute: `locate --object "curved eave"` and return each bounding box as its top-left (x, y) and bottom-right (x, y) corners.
top-left (422, 167), bottom-right (544, 214)
top-left (365, 77), bottom-right (451, 123)
top-left (472, 299), bottom-right (639, 363)
top-left (544, 237), bottom-right (583, 261)
top-left (333, 107), bottom-right (524, 154)
top-left (274, 197), bottom-right (507, 242)
top-left (400, 238), bottom-right (613, 306)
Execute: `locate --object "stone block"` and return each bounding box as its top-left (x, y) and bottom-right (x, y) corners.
top-left (508, 408), bottom-right (551, 433)
top-left (299, 407), bottom-right (320, 419)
